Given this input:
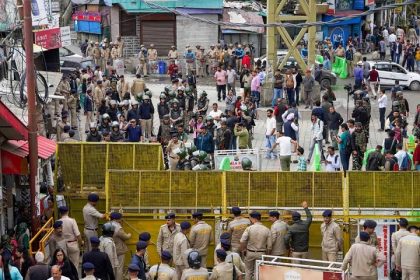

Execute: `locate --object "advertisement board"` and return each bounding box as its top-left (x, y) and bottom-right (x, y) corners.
top-left (34, 26), bottom-right (72, 50)
top-left (214, 150), bottom-right (260, 170)
top-left (258, 265), bottom-right (344, 280)
top-left (375, 224), bottom-right (391, 279)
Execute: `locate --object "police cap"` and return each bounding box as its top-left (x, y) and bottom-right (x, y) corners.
top-left (82, 262), bottom-right (95, 270)
top-left (249, 211), bottom-right (261, 219)
top-left (90, 236), bottom-right (100, 244)
top-left (165, 213), bottom-right (176, 219)
top-left (139, 232), bottom-right (151, 242)
top-left (88, 193), bottom-right (99, 202)
top-left (53, 220), bottom-right (63, 229)
top-left (136, 241), bottom-right (148, 251)
top-left (231, 207), bottom-right (241, 215)
top-left (220, 232), bottom-right (231, 240)
top-left (269, 211), bottom-right (280, 218)
top-left (110, 212), bottom-right (122, 220)
top-left (359, 231), bottom-right (370, 242)
top-left (161, 250), bottom-right (172, 260)
top-left (180, 221), bottom-right (191, 230)
top-left (58, 206), bottom-right (68, 213)
top-left (363, 220), bottom-right (377, 229)
top-left (322, 210), bottom-right (333, 217)
top-left (220, 239), bottom-right (231, 246)
top-left (192, 212), bottom-right (203, 218)
top-left (128, 264), bottom-right (141, 272)
top-left (216, 249), bottom-right (227, 260)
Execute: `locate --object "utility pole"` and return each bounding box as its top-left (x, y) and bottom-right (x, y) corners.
top-left (23, 0), bottom-right (39, 232)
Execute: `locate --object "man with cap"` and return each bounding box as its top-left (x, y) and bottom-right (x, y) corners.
top-left (157, 213), bottom-right (181, 257)
top-left (391, 218), bottom-right (410, 254)
top-left (49, 220), bottom-right (68, 258)
top-left (82, 237), bottom-right (115, 280)
top-left (83, 193), bottom-right (106, 252)
top-left (148, 250), bottom-right (177, 280)
top-left (147, 44), bottom-right (158, 74)
top-left (395, 225), bottom-right (420, 280)
top-left (341, 232), bottom-right (381, 279)
top-left (213, 232), bottom-right (231, 264)
top-left (320, 209), bottom-right (343, 262)
top-left (130, 241), bottom-right (148, 280)
top-left (227, 207), bottom-right (250, 255)
top-left (220, 239), bottom-right (245, 274)
top-left (92, 42), bottom-right (102, 70)
top-left (139, 232), bottom-right (152, 272)
top-left (210, 249), bottom-right (242, 280)
top-left (173, 221), bottom-right (192, 279)
top-left (284, 201), bottom-right (312, 264)
top-left (26, 251), bottom-right (50, 280)
top-left (100, 222), bottom-right (119, 277)
top-left (56, 113), bottom-right (69, 142)
top-left (269, 211), bottom-right (288, 257)
top-left (131, 74), bottom-right (146, 99)
top-left (137, 45), bottom-right (148, 77)
top-left (110, 212), bottom-right (132, 280)
top-left (355, 220), bottom-right (378, 247)
top-left (128, 264), bottom-right (142, 280)
top-left (82, 262), bottom-right (96, 280)
top-left (190, 212), bottom-right (213, 268)
top-left (240, 211), bottom-right (272, 280)
top-left (58, 206), bottom-right (83, 274)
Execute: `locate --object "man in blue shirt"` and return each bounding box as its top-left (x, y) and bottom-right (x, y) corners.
top-left (353, 61), bottom-right (364, 89)
top-left (124, 119), bottom-right (143, 142)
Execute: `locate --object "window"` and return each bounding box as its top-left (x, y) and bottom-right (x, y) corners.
top-left (375, 64), bottom-right (391, 72)
top-left (392, 65), bottom-right (406, 74)
top-left (120, 10), bottom-right (137, 36)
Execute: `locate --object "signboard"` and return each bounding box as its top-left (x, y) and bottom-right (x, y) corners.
top-left (395, 0), bottom-right (402, 13)
top-left (31, 0), bottom-right (59, 26)
top-left (258, 265), bottom-right (344, 280)
top-left (326, 0), bottom-right (335, 15)
top-left (365, 0), bottom-right (375, 6)
top-left (34, 26), bottom-right (72, 50)
top-left (113, 59), bottom-right (125, 76)
top-left (214, 150), bottom-right (260, 170)
top-left (51, 1), bottom-right (60, 12)
top-left (72, 11), bottom-right (101, 22)
top-left (375, 224), bottom-right (391, 279)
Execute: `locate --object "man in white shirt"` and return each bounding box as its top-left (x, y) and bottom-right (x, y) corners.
top-left (388, 32), bottom-right (397, 45)
top-left (270, 130), bottom-right (297, 171)
top-left (48, 265), bottom-right (70, 280)
top-left (378, 89), bottom-right (387, 131)
top-left (324, 146), bottom-right (341, 171)
top-left (307, 114), bottom-right (325, 163)
top-left (265, 109), bottom-right (278, 159)
top-left (226, 65), bottom-right (237, 95)
top-left (208, 103), bottom-right (223, 128)
top-left (394, 143), bottom-right (410, 170)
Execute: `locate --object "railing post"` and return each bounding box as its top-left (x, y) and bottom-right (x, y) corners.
top-left (222, 171), bottom-right (227, 215)
top-left (343, 172), bottom-right (350, 253)
top-left (80, 143), bottom-right (84, 192)
top-left (105, 170), bottom-right (109, 214)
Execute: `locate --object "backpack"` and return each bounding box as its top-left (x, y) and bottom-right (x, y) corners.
top-left (345, 133), bottom-right (353, 154)
top-left (399, 152), bottom-right (411, 171)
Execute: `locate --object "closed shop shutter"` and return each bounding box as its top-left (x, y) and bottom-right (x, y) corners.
top-left (141, 18), bottom-right (176, 56)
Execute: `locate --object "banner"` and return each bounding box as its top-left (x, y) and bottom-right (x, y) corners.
top-left (72, 11), bottom-right (102, 22)
top-left (375, 224), bottom-right (391, 280)
top-left (34, 26), bottom-right (72, 50)
top-left (214, 150), bottom-right (260, 170)
top-left (60, 26), bottom-right (71, 47)
top-left (258, 265), bottom-right (344, 280)
top-left (332, 56), bottom-right (348, 79)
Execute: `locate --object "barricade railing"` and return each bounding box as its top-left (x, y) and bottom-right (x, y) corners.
top-left (29, 217), bottom-right (54, 257)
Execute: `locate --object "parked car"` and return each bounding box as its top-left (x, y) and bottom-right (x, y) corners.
top-left (367, 61), bottom-right (420, 91)
top-left (60, 47), bottom-right (93, 76)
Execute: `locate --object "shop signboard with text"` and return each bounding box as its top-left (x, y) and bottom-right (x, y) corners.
top-left (258, 265), bottom-right (345, 280)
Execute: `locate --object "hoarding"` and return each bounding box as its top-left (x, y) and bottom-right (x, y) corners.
top-left (258, 265), bottom-right (344, 280)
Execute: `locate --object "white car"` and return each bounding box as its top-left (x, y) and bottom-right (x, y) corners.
top-left (367, 61), bottom-right (420, 91)
top-left (254, 50), bottom-right (288, 64)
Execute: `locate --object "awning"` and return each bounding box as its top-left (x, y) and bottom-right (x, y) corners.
top-left (322, 10), bottom-right (363, 27)
top-left (2, 136), bottom-right (56, 160)
top-left (222, 9), bottom-right (264, 34)
top-left (0, 101), bottom-right (28, 140)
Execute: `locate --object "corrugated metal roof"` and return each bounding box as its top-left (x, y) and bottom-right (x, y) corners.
top-left (115, 0), bottom-right (223, 14)
top-left (222, 9), bottom-right (265, 34)
top-left (3, 136), bottom-right (56, 160)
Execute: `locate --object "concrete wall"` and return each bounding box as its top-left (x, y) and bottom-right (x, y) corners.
top-left (110, 5), bottom-right (120, 42)
top-left (176, 14), bottom-right (219, 52)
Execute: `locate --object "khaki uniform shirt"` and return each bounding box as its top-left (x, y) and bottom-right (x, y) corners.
top-left (94, 86), bottom-right (104, 105)
top-left (59, 215), bottom-right (80, 242)
top-left (93, 47), bottom-right (101, 59)
top-left (49, 233), bottom-right (68, 257)
top-left (111, 47), bottom-right (118, 60)
top-left (148, 49), bottom-right (158, 60)
top-left (110, 220), bottom-right (131, 256)
top-left (131, 78), bottom-right (146, 96)
top-left (207, 49), bottom-right (216, 59)
top-left (173, 232), bottom-right (190, 266)
top-left (190, 221), bottom-right (212, 256)
top-left (271, 220), bottom-right (288, 255)
top-left (83, 203), bottom-right (103, 230)
top-left (392, 228), bottom-right (410, 252)
top-left (102, 48), bottom-right (111, 60)
top-left (240, 222), bottom-right (272, 252)
top-left (321, 221), bottom-right (343, 253)
top-left (341, 241), bottom-right (378, 277)
top-left (157, 223), bottom-right (181, 255)
top-left (395, 233), bottom-right (420, 270)
top-left (59, 80), bottom-right (70, 96)
top-left (209, 261), bottom-right (241, 280)
top-left (181, 268), bottom-right (208, 280)
top-left (148, 263), bottom-right (177, 280)
top-left (117, 80), bottom-right (129, 100)
top-left (86, 45), bottom-right (94, 57)
top-left (99, 236), bottom-right (119, 268)
top-left (355, 232), bottom-right (378, 247)
top-left (117, 40), bottom-right (124, 57)
top-left (56, 120), bottom-right (67, 142)
top-left (168, 50), bottom-right (178, 59)
top-left (227, 217), bottom-right (250, 249)
top-left (226, 251), bottom-right (245, 273)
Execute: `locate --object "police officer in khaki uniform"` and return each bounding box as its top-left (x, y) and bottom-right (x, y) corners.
top-left (210, 249), bottom-right (242, 280)
top-left (56, 113), bottom-right (69, 142)
top-left (395, 225), bottom-right (420, 280)
top-left (83, 193), bottom-right (106, 252)
top-left (94, 80), bottom-right (105, 110)
top-left (49, 221), bottom-right (68, 258)
top-left (66, 88), bottom-right (78, 129)
top-left (110, 212), bottom-right (131, 280)
top-left (58, 206), bottom-right (83, 274)
top-left (173, 221), bottom-right (191, 279)
top-left (148, 250), bottom-right (177, 280)
top-left (268, 211), bottom-right (288, 257)
top-left (157, 213), bottom-right (181, 256)
top-left (137, 45), bottom-right (148, 76)
top-left (392, 218), bottom-right (410, 253)
top-left (147, 44), bottom-right (158, 74)
top-left (240, 211), bottom-right (272, 280)
top-left (321, 210), bottom-right (343, 262)
top-left (93, 42), bottom-right (102, 68)
top-left (100, 222), bottom-right (119, 277)
top-left (56, 77), bottom-right (70, 117)
top-left (190, 212), bottom-right (213, 268)
top-left (131, 74), bottom-right (146, 100)
top-left (116, 36), bottom-right (124, 58)
top-left (355, 220), bottom-right (378, 247)
top-left (227, 207), bottom-right (250, 254)
top-left (341, 232), bottom-right (381, 280)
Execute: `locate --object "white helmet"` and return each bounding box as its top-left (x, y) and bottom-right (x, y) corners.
top-left (131, 100), bottom-right (139, 106)
top-left (112, 121), bottom-right (119, 127)
top-left (89, 122), bottom-right (96, 129)
top-left (102, 113), bottom-right (110, 119)
top-left (110, 100), bottom-right (117, 106)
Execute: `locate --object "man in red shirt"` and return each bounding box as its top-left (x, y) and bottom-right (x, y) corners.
top-left (414, 140), bottom-right (420, 171)
top-left (368, 65), bottom-right (380, 99)
top-left (167, 60), bottom-right (178, 79)
top-left (242, 51), bottom-right (251, 70)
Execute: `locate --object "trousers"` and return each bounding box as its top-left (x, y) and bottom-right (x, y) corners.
top-left (322, 251), bottom-right (337, 262)
top-left (116, 254), bottom-right (125, 280)
top-left (85, 111), bottom-right (94, 132)
top-left (140, 118), bottom-right (152, 139)
top-left (175, 265), bottom-right (186, 280)
top-left (291, 251), bottom-right (309, 264)
top-left (67, 241), bottom-right (80, 274)
top-left (402, 268), bottom-right (420, 280)
top-left (84, 229), bottom-right (98, 252)
top-left (280, 155), bottom-right (291, 171)
top-left (245, 251), bottom-right (264, 280)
